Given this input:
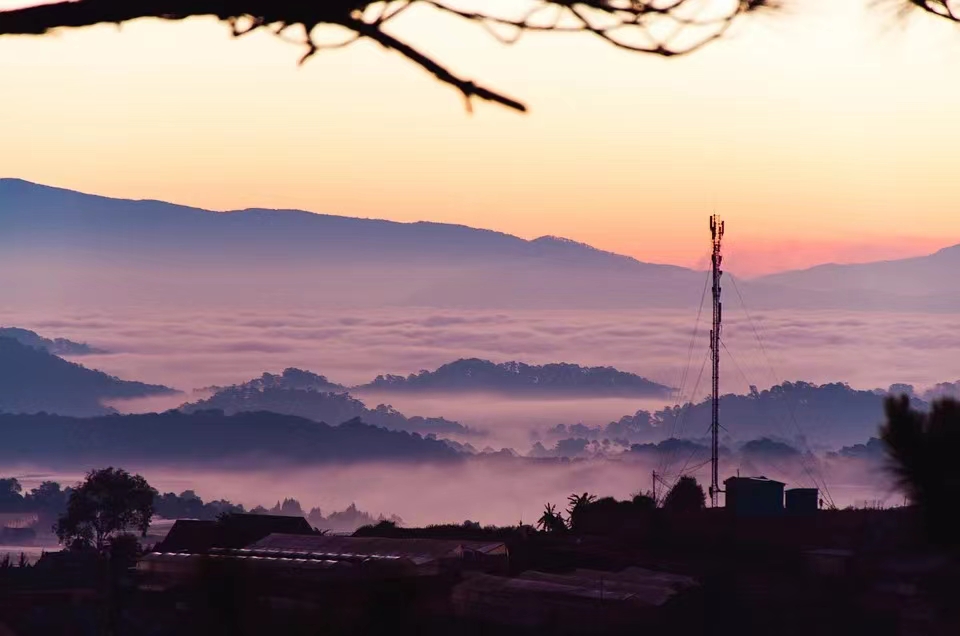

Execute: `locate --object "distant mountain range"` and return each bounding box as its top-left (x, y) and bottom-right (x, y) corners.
top-left (357, 358), bottom-right (672, 397)
top-left (0, 178), bottom-right (702, 310)
top-left (4, 177), bottom-right (958, 311)
top-left (0, 337), bottom-right (175, 417)
top-left (0, 326), bottom-right (106, 355)
top-left (0, 411), bottom-right (460, 466)
top-left (753, 245), bottom-right (960, 310)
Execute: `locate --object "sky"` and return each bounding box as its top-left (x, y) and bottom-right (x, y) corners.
top-left (2, 0), bottom-right (960, 275)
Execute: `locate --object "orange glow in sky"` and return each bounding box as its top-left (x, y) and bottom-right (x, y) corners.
top-left (1, 0), bottom-right (959, 276)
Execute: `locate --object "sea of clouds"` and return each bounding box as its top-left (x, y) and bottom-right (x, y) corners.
top-left (2, 305), bottom-right (954, 520)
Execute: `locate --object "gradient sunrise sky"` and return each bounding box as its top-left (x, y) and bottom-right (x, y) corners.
top-left (1, 0), bottom-right (959, 275)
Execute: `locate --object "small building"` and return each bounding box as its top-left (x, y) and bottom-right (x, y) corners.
top-left (724, 476), bottom-right (785, 517)
top-left (155, 513), bottom-right (315, 553)
top-left (785, 488), bottom-right (819, 515)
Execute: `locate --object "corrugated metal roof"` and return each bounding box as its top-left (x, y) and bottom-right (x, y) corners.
top-left (249, 534), bottom-right (506, 564)
top-left (139, 551), bottom-right (348, 570)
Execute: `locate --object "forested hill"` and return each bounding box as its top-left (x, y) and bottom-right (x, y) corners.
top-left (357, 358), bottom-right (672, 397)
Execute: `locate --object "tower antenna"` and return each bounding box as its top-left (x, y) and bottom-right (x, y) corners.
top-left (709, 214), bottom-right (724, 508)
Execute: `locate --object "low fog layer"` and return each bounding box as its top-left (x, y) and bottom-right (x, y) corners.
top-left (2, 452), bottom-right (898, 528)
top-left (2, 306), bottom-right (958, 398)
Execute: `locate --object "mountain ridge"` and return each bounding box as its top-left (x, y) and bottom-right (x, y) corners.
top-left (5, 177), bottom-right (960, 311)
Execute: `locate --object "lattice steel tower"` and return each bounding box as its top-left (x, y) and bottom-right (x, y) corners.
top-left (709, 214), bottom-right (724, 508)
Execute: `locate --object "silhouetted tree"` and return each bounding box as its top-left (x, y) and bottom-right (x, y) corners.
top-left (271, 497), bottom-right (305, 516)
top-left (632, 492), bottom-right (657, 511)
top-left (537, 503), bottom-right (567, 533)
top-left (662, 476), bottom-right (706, 514)
top-left (55, 467), bottom-right (156, 553)
top-left (0, 1), bottom-right (778, 112)
top-left (25, 480), bottom-right (69, 530)
top-left (880, 395), bottom-right (960, 545)
top-left (0, 477), bottom-right (24, 511)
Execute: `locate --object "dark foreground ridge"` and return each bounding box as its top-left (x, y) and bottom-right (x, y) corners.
top-left (0, 411), bottom-right (461, 466)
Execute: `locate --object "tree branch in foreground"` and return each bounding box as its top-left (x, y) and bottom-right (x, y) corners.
top-left (0, 1), bottom-right (779, 112)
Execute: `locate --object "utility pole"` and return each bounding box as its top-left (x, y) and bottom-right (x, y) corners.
top-left (709, 214), bottom-right (724, 508)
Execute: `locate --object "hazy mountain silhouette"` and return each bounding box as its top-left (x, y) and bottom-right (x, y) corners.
top-left (537, 381), bottom-right (929, 449)
top-left (0, 337), bottom-right (175, 416)
top-left (181, 384), bottom-right (477, 436)
top-left (542, 412), bottom-right (658, 445)
top-left (357, 358), bottom-right (672, 397)
top-left (0, 326), bottom-right (106, 355)
top-left (0, 410), bottom-right (461, 466)
top-left (650, 381), bottom-right (927, 448)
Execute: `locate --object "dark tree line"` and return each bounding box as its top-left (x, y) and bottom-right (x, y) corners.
top-left (2, 473), bottom-right (400, 537)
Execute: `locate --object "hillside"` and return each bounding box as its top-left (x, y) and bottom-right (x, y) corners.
top-left (357, 358), bottom-right (673, 397)
top-left (0, 326), bottom-right (105, 355)
top-left (0, 411), bottom-right (461, 466)
top-left (0, 337), bottom-right (175, 416)
top-left (180, 385), bottom-right (476, 436)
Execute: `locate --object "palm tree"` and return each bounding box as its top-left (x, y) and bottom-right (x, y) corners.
top-left (566, 492), bottom-right (597, 516)
top-left (537, 503), bottom-right (567, 533)
top-left (566, 492), bottom-right (597, 533)
top-left (880, 395), bottom-right (960, 545)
